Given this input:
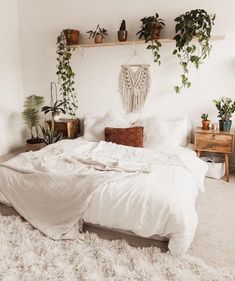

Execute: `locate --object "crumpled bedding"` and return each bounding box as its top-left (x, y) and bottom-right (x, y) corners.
top-left (0, 138), bottom-right (207, 255)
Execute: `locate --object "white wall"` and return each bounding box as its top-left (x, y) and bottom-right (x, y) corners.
top-left (0, 0), bottom-right (24, 155)
top-left (18, 0), bottom-right (235, 166)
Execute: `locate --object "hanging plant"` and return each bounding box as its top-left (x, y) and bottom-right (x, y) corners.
top-left (173, 9), bottom-right (216, 93)
top-left (56, 31), bottom-right (78, 117)
top-left (136, 13), bottom-right (165, 65)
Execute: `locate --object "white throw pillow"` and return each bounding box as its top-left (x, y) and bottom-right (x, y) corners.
top-left (134, 115), bottom-right (190, 149)
top-left (84, 111), bottom-right (131, 141)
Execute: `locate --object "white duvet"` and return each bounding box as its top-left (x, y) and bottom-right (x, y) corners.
top-left (0, 138), bottom-right (207, 255)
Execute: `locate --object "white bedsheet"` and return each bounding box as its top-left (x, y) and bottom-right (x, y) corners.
top-left (0, 138), bottom-right (207, 255)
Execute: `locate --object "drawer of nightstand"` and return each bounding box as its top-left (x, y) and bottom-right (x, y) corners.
top-left (195, 133), bottom-right (233, 153)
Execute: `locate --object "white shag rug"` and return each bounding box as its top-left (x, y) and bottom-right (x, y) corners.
top-left (0, 214), bottom-right (234, 281)
top-left (189, 176), bottom-right (235, 269)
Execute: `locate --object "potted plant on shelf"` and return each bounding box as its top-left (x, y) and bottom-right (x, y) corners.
top-left (87, 25), bottom-right (108, 43)
top-left (201, 114), bottom-right (210, 130)
top-left (56, 31), bottom-right (78, 118)
top-left (118, 20), bottom-right (127, 42)
top-left (64, 29), bottom-right (80, 45)
top-left (22, 95), bottom-right (46, 151)
top-left (173, 9), bottom-right (216, 93)
top-left (213, 97), bottom-right (235, 131)
top-left (136, 13), bottom-right (165, 65)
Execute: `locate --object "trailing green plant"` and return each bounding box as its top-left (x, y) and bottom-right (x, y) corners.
top-left (42, 100), bottom-right (66, 121)
top-left (22, 95), bottom-right (44, 142)
top-left (40, 123), bottom-right (63, 145)
top-left (201, 113), bottom-right (209, 121)
top-left (213, 97), bottom-right (235, 120)
top-left (173, 9), bottom-right (216, 93)
top-left (87, 25), bottom-right (108, 39)
top-left (56, 31), bottom-right (78, 117)
top-left (136, 13), bottom-right (165, 65)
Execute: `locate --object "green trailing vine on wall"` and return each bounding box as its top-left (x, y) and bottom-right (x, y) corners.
top-left (56, 31), bottom-right (78, 117)
top-left (173, 9), bottom-right (216, 93)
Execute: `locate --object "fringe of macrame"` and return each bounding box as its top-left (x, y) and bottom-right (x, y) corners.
top-left (119, 65), bottom-right (151, 113)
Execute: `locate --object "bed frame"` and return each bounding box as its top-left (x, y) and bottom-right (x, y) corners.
top-left (82, 221), bottom-right (169, 252)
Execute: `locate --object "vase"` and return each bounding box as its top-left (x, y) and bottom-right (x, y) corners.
top-left (219, 120), bottom-right (232, 131)
top-left (118, 30), bottom-right (128, 42)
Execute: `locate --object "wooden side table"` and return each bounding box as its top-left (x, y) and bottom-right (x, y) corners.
top-left (46, 118), bottom-right (80, 139)
top-left (194, 128), bottom-right (234, 182)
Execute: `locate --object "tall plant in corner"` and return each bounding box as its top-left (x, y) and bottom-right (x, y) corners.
top-left (173, 9), bottom-right (216, 93)
top-left (56, 31), bottom-right (78, 117)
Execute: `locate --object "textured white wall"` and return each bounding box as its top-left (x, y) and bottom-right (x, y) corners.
top-left (17, 0), bottom-right (235, 166)
top-left (0, 0), bottom-right (24, 155)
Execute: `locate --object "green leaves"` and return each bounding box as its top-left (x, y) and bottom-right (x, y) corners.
top-left (174, 86), bottom-right (180, 94)
top-left (40, 123), bottom-right (63, 145)
top-left (22, 95), bottom-right (44, 139)
top-left (173, 9), bottom-right (215, 93)
top-left (57, 31), bottom-right (78, 117)
top-left (213, 97), bottom-right (235, 120)
top-left (136, 12), bottom-right (165, 64)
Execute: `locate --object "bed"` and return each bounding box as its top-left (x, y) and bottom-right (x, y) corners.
top-left (0, 136), bottom-right (207, 256)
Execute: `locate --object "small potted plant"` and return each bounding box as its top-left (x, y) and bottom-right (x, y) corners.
top-left (118, 20), bottom-right (127, 42)
top-left (213, 97), bottom-right (235, 131)
top-left (201, 114), bottom-right (210, 130)
top-left (87, 25), bottom-right (108, 43)
top-left (42, 100), bottom-right (66, 122)
top-left (22, 95), bottom-right (46, 151)
top-left (64, 29), bottom-right (80, 45)
top-left (136, 13), bottom-right (165, 65)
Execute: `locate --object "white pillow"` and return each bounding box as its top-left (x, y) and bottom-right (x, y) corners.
top-left (84, 111), bottom-right (131, 141)
top-left (134, 115), bottom-right (189, 149)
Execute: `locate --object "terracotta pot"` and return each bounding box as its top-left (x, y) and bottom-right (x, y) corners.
top-left (118, 30), bottom-right (128, 42)
top-left (26, 142), bottom-right (46, 152)
top-left (64, 29), bottom-right (80, 45)
top-left (94, 34), bottom-right (103, 43)
top-left (151, 24), bottom-right (162, 40)
top-left (202, 120), bottom-right (210, 130)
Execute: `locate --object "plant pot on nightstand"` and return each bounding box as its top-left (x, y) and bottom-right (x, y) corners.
top-left (202, 120), bottom-right (210, 130)
top-left (219, 120), bottom-right (232, 132)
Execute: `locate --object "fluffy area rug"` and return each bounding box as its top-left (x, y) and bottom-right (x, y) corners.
top-left (188, 176), bottom-right (235, 269)
top-left (0, 214), bottom-right (234, 281)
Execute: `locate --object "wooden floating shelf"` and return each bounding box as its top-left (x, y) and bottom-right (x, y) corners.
top-left (68, 35), bottom-right (225, 49)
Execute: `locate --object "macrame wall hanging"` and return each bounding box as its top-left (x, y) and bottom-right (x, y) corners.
top-left (119, 64), bottom-right (151, 113)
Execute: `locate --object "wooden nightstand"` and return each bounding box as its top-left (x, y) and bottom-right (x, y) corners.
top-left (194, 128), bottom-right (234, 182)
top-left (46, 118), bottom-right (80, 139)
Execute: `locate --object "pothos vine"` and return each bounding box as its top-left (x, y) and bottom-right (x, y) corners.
top-left (173, 9), bottom-right (216, 93)
top-left (56, 31), bottom-right (78, 117)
